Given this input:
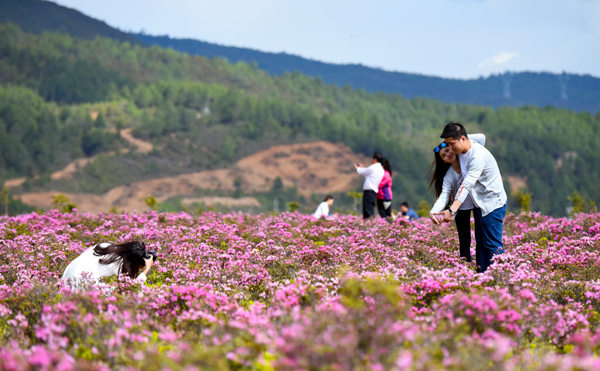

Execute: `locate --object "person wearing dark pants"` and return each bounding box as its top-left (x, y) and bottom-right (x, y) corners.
top-left (354, 153), bottom-right (384, 220)
top-left (363, 189), bottom-right (378, 219)
top-left (377, 157), bottom-right (393, 219)
top-left (433, 122), bottom-right (507, 273)
top-left (473, 203), bottom-right (506, 272)
top-left (428, 133), bottom-right (487, 264)
top-left (454, 209), bottom-right (477, 264)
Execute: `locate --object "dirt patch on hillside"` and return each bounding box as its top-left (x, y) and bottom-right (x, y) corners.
top-left (16, 141), bottom-right (368, 213)
top-left (120, 128), bottom-right (153, 153)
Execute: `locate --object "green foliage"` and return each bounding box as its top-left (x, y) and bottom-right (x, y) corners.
top-left (0, 187), bottom-right (35, 216)
top-left (514, 190), bottom-right (532, 213)
top-left (417, 200), bottom-right (432, 218)
top-left (51, 193), bottom-right (76, 212)
top-left (144, 195), bottom-right (158, 211)
top-left (287, 201), bottom-right (299, 212)
top-left (270, 177), bottom-right (284, 193)
top-left (347, 192), bottom-right (362, 213)
top-left (568, 190), bottom-right (596, 216)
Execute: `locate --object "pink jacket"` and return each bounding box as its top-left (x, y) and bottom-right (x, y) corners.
top-left (377, 170), bottom-right (393, 200)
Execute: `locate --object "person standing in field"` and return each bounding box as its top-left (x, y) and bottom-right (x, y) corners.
top-left (354, 153), bottom-right (384, 219)
top-left (432, 122), bottom-right (507, 273)
top-left (428, 132), bottom-right (486, 265)
top-left (377, 157), bottom-right (393, 219)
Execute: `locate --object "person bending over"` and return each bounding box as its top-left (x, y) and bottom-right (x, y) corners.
top-left (314, 195), bottom-right (335, 219)
top-left (428, 133), bottom-right (486, 265)
top-left (354, 152), bottom-right (384, 219)
top-left (62, 241), bottom-right (154, 287)
top-left (399, 202), bottom-right (419, 222)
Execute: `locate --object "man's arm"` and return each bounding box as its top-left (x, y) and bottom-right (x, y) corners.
top-left (356, 165), bottom-right (373, 176)
top-left (434, 151), bottom-right (486, 222)
top-left (468, 133), bottom-right (486, 147)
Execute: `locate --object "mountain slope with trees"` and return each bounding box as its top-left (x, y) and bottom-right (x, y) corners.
top-left (1, 0), bottom-right (598, 112)
top-left (0, 24), bottom-right (599, 216)
top-left (133, 33), bottom-right (600, 113)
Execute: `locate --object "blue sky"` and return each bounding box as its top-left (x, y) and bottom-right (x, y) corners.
top-left (53, 0), bottom-right (600, 79)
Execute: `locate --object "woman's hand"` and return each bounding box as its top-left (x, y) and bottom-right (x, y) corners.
top-left (141, 256), bottom-right (153, 276)
top-left (429, 213), bottom-right (440, 225)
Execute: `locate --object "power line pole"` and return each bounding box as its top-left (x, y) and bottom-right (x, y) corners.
top-left (559, 72), bottom-right (569, 101)
top-left (502, 72), bottom-right (512, 99)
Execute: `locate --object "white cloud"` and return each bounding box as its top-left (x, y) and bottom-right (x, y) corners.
top-left (478, 51), bottom-right (519, 70)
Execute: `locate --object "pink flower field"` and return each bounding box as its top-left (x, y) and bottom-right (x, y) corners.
top-left (1, 210), bottom-right (600, 370)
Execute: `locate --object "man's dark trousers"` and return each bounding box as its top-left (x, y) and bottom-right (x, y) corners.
top-left (362, 190), bottom-right (377, 219)
top-left (473, 203), bottom-right (507, 272)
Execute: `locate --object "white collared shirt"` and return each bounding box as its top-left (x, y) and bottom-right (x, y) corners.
top-left (356, 163), bottom-right (384, 193)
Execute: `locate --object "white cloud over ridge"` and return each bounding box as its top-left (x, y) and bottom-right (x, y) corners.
top-left (478, 51), bottom-right (519, 70)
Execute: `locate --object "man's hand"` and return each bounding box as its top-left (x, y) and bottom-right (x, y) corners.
top-left (439, 209), bottom-right (455, 223)
top-left (353, 162), bottom-right (364, 169)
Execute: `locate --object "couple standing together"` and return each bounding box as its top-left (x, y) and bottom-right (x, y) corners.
top-left (353, 154), bottom-right (394, 220)
top-left (429, 122), bottom-right (507, 273)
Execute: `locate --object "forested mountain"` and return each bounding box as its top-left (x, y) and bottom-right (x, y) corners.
top-left (133, 34), bottom-right (600, 113)
top-left (1, 0), bottom-right (598, 112)
top-left (0, 0), bottom-right (141, 45)
top-left (1, 24), bottom-right (599, 216)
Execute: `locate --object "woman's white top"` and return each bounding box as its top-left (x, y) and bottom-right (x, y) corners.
top-left (61, 242), bottom-right (147, 286)
top-left (313, 202), bottom-right (329, 218)
top-left (455, 168), bottom-right (476, 210)
top-left (430, 133), bottom-right (486, 214)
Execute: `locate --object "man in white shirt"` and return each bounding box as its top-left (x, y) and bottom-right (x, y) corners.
top-left (433, 122), bottom-right (507, 273)
top-left (354, 152), bottom-right (385, 219)
top-left (313, 195), bottom-right (334, 219)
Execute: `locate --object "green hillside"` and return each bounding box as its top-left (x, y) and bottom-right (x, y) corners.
top-left (2, 0), bottom-right (598, 112)
top-left (135, 33), bottom-right (600, 113)
top-left (1, 24), bottom-right (599, 216)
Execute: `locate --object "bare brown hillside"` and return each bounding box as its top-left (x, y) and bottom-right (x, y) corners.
top-left (16, 141), bottom-right (368, 213)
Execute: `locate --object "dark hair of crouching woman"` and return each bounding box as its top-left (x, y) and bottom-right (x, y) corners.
top-left (62, 241), bottom-right (154, 286)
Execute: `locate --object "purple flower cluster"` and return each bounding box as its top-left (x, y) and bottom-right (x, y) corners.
top-left (0, 210), bottom-right (599, 370)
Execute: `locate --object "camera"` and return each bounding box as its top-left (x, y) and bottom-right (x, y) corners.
top-left (145, 251), bottom-right (158, 262)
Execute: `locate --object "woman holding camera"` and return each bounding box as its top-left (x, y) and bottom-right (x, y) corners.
top-left (62, 241), bottom-right (155, 286)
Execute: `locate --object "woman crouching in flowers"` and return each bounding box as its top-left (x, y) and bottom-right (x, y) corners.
top-left (62, 241), bottom-right (154, 288)
top-left (428, 134), bottom-right (485, 267)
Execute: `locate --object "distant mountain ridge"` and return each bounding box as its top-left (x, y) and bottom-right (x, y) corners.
top-left (133, 33), bottom-right (600, 113)
top-left (0, 0), bottom-right (598, 112)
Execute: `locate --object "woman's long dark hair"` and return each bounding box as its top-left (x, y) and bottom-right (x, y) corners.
top-left (428, 151), bottom-right (451, 198)
top-left (93, 241), bottom-right (146, 279)
top-left (380, 157), bottom-right (392, 176)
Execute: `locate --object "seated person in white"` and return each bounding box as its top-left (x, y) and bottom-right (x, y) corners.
top-left (62, 241), bottom-right (154, 287)
top-left (313, 195), bottom-right (334, 219)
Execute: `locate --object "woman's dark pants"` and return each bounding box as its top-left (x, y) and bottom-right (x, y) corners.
top-left (377, 199), bottom-right (393, 218)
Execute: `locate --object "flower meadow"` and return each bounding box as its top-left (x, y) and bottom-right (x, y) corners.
top-left (1, 210), bottom-right (600, 371)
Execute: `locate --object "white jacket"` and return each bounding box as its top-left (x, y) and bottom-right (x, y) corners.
top-left (313, 202), bottom-right (329, 218)
top-left (430, 134), bottom-right (486, 214)
top-left (357, 162), bottom-right (384, 193)
top-left (455, 140), bottom-right (507, 216)
top-left (62, 243), bottom-right (147, 287)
